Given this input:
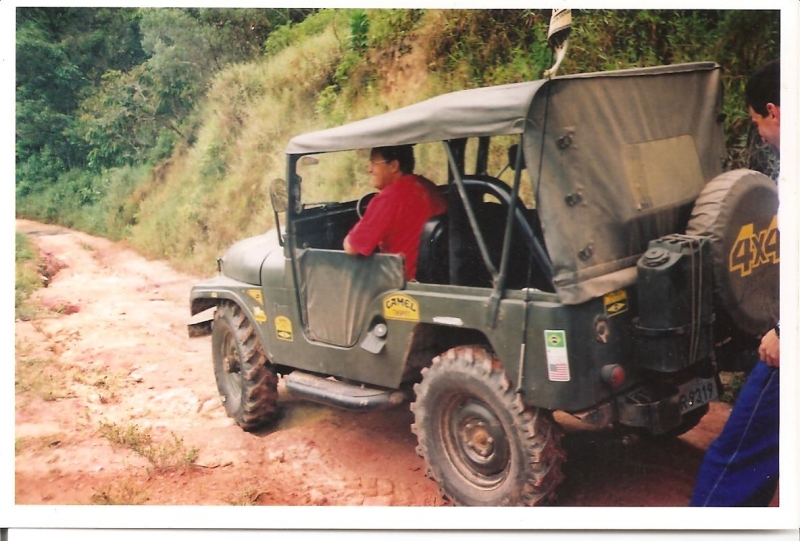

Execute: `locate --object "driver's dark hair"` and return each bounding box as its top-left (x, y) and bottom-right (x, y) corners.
top-left (745, 60), bottom-right (780, 117)
top-left (373, 145), bottom-right (415, 174)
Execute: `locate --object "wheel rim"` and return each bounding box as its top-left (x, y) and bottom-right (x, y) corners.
top-left (220, 329), bottom-right (243, 399)
top-left (441, 395), bottom-right (511, 489)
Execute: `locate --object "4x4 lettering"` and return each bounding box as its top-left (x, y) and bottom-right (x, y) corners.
top-left (729, 223), bottom-right (754, 276)
top-left (764, 215), bottom-right (780, 264)
top-left (729, 216), bottom-right (779, 277)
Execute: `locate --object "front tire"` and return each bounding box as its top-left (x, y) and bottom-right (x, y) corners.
top-left (212, 301), bottom-right (279, 431)
top-left (411, 346), bottom-right (565, 506)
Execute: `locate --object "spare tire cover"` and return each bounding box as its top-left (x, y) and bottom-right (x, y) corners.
top-left (687, 169), bottom-right (779, 336)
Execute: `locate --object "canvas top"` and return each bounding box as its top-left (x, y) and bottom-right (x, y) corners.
top-left (286, 62), bottom-right (727, 305)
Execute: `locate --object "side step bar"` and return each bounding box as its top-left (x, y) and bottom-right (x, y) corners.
top-left (284, 371), bottom-right (407, 412)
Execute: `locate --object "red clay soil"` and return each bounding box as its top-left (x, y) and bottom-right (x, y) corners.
top-left (13, 219), bottom-right (778, 508)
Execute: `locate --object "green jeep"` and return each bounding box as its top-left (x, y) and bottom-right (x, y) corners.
top-left (189, 62), bottom-right (779, 506)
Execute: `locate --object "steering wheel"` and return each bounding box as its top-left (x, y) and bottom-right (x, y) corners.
top-left (357, 192), bottom-right (377, 218)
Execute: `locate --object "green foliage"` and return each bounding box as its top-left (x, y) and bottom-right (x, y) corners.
top-left (713, 11), bottom-right (780, 175)
top-left (17, 168), bottom-right (98, 225)
top-left (15, 232), bottom-right (37, 262)
top-left (366, 9), bottom-right (424, 49)
top-left (80, 67), bottom-right (157, 169)
top-left (264, 8), bottom-right (337, 57)
top-left (188, 8), bottom-right (307, 60)
top-left (424, 10), bottom-right (550, 86)
top-left (263, 24), bottom-right (294, 57)
top-left (349, 10), bottom-right (369, 53)
top-left (719, 371), bottom-right (747, 404)
top-left (91, 165), bottom-right (152, 239)
top-left (16, 8), bottom-right (146, 181)
top-left (15, 20), bottom-right (86, 170)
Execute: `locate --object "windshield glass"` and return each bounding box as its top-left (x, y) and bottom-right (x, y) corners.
top-left (463, 135), bottom-right (535, 208)
top-left (298, 141), bottom-right (449, 207)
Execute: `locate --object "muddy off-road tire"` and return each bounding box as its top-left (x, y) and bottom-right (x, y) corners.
top-left (411, 346), bottom-right (565, 506)
top-left (212, 301), bottom-right (279, 431)
top-left (687, 169), bottom-right (779, 337)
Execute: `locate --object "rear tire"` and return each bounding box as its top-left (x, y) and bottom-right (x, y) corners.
top-left (411, 346), bottom-right (565, 506)
top-left (212, 301), bottom-right (279, 431)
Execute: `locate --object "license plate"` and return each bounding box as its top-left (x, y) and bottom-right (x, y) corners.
top-left (677, 377), bottom-right (718, 414)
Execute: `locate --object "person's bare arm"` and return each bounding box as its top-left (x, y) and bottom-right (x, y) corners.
top-left (759, 328), bottom-right (780, 368)
top-left (343, 235), bottom-right (358, 255)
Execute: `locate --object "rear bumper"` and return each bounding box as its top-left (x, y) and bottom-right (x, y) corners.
top-left (620, 375), bottom-right (719, 434)
top-left (573, 374), bottom-right (719, 435)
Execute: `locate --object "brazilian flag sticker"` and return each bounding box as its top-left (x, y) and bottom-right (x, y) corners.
top-left (545, 330), bottom-right (565, 347)
top-left (544, 330), bottom-right (570, 382)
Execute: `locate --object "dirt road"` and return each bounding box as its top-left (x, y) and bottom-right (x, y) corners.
top-left (14, 219), bottom-right (768, 507)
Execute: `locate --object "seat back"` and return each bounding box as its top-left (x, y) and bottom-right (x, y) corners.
top-left (416, 178), bottom-right (553, 291)
top-left (416, 214), bottom-right (449, 284)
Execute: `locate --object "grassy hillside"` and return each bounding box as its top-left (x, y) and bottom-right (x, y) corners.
top-left (16, 9), bottom-right (780, 276)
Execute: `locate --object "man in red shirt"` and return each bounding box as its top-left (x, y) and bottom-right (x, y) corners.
top-left (344, 145), bottom-right (447, 280)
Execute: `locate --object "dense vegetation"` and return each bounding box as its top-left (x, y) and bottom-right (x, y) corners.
top-left (16, 8), bottom-right (780, 275)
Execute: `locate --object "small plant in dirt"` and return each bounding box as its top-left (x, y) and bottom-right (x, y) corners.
top-left (72, 366), bottom-right (125, 404)
top-left (16, 337), bottom-right (123, 405)
top-left (15, 357), bottom-right (77, 404)
top-left (98, 421), bottom-right (199, 472)
top-left (15, 232), bottom-right (44, 320)
top-left (90, 478), bottom-right (149, 505)
top-left (14, 434), bottom-right (66, 455)
top-left (227, 485), bottom-right (265, 506)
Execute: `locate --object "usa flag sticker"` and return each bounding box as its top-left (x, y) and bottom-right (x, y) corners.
top-left (544, 330), bottom-right (571, 382)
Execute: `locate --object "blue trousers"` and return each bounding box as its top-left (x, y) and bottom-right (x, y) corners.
top-left (690, 361), bottom-right (780, 506)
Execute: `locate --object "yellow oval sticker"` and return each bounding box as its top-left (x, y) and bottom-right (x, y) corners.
top-left (383, 293), bottom-right (420, 322)
top-left (275, 315), bottom-right (293, 341)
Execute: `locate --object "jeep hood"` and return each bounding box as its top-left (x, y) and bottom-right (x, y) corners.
top-left (222, 229), bottom-right (281, 286)
top-left (286, 62), bottom-right (726, 304)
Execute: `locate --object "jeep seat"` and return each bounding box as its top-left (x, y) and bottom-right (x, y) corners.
top-left (416, 213), bottom-right (449, 284)
top-left (416, 177), bottom-right (553, 291)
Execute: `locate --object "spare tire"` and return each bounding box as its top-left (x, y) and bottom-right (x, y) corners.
top-left (687, 169), bottom-right (779, 337)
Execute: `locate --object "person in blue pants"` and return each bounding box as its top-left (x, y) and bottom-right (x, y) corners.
top-left (690, 60), bottom-right (780, 507)
top-left (690, 59), bottom-right (781, 507)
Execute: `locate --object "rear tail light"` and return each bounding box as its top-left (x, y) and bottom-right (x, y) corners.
top-left (600, 364), bottom-right (626, 388)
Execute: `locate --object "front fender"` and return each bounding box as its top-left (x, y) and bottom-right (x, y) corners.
top-left (188, 275), bottom-right (269, 342)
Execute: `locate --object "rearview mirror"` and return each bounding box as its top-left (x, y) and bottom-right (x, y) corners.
top-left (270, 178), bottom-right (288, 213)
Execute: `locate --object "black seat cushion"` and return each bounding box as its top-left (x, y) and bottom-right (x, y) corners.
top-left (416, 213), bottom-right (449, 284)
